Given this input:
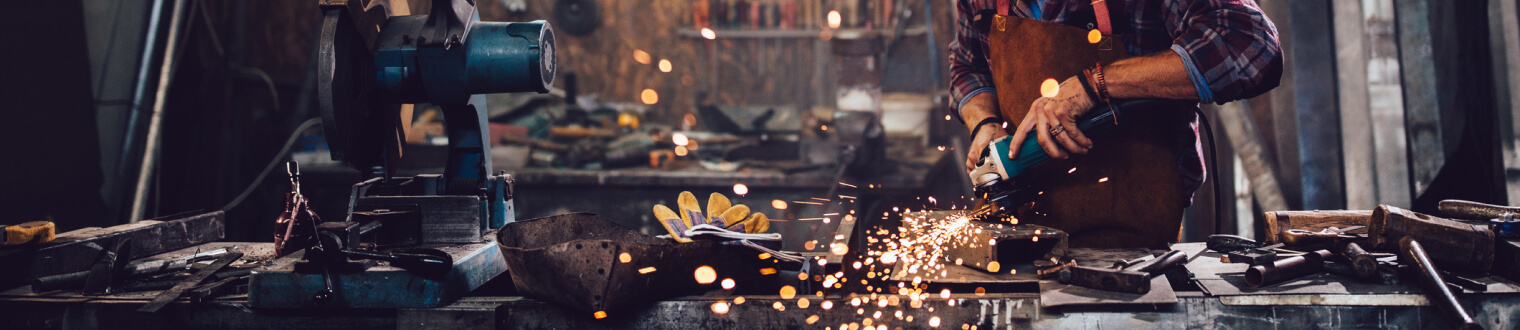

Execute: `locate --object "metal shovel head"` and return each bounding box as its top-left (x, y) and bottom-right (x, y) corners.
top-left (497, 212), bottom-right (770, 314)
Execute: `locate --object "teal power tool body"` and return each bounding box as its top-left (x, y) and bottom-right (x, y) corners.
top-left (967, 100), bottom-right (1192, 218)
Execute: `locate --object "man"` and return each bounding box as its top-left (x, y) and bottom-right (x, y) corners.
top-left (949, 0), bottom-right (1282, 247)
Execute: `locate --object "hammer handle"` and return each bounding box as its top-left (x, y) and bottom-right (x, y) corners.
top-left (1438, 199), bottom-right (1519, 220)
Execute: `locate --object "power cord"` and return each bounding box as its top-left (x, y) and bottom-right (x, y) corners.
top-left (222, 117), bottom-right (323, 211)
top-left (1194, 107), bottom-right (1224, 235)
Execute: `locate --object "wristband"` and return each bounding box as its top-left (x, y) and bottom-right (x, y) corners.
top-left (1077, 70), bottom-right (1101, 105)
top-left (968, 117), bottom-right (1002, 139)
top-left (1092, 62), bottom-right (1112, 104)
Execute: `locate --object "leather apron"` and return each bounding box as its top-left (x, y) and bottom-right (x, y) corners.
top-left (985, 0), bottom-right (1186, 249)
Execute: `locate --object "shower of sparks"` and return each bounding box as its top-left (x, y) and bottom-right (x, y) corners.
top-left (840, 182), bottom-right (858, 188)
top-left (638, 267), bottom-right (657, 274)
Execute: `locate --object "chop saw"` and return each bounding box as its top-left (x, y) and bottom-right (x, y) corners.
top-left (249, 0), bottom-right (554, 308)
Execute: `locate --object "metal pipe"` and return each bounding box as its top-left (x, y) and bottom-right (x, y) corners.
top-left (1245, 249), bottom-right (1331, 288)
top-left (1340, 242), bottom-right (1378, 280)
top-left (115, 0), bottom-right (168, 224)
top-left (130, 0), bottom-right (189, 222)
top-left (1400, 237), bottom-right (1482, 330)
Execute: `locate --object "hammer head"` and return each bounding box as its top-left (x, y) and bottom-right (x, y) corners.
top-left (1065, 266), bottom-right (1151, 294)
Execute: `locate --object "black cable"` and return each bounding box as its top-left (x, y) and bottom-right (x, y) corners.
top-left (222, 117), bottom-right (322, 211)
top-left (1194, 107), bottom-right (1223, 235)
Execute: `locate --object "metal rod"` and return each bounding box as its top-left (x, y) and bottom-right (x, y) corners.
top-left (115, 0), bottom-right (168, 224)
top-left (1400, 237), bottom-right (1481, 329)
top-left (130, 0), bottom-right (189, 222)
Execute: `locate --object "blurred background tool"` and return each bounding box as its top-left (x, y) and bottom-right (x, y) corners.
top-left (1, 221), bottom-right (56, 246)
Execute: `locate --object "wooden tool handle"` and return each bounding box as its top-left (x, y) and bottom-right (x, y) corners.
top-left (1279, 229), bottom-right (1340, 248)
top-left (1264, 210), bottom-right (1370, 244)
top-left (1438, 199), bottom-right (1520, 220)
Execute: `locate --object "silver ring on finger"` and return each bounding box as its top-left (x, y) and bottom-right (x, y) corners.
top-left (1049, 125), bottom-right (1065, 137)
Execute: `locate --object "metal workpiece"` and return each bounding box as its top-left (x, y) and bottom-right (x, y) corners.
top-left (933, 222), bottom-right (1067, 273)
top-left (1369, 204), bottom-right (1495, 272)
top-left (1340, 242), bottom-right (1379, 280)
top-left (1401, 237), bottom-right (1483, 330)
top-left (1245, 249), bottom-right (1333, 288)
top-left (496, 213), bottom-right (778, 314)
top-left (30, 248), bottom-right (231, 293)
top-left (1062, 250), bottom-right (1187, 294)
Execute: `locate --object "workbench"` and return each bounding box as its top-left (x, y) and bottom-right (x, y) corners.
top-left (3, 242), bottom-right (1517, 329)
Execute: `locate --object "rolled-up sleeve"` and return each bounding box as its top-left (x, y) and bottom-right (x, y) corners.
top-left (1164, 0), bottom-right (1283, 104)
top-left (948, 0), bottom-right (997, 117)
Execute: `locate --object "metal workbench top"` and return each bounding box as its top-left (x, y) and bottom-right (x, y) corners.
top-left (2, 290), bottom-right (1516, 329)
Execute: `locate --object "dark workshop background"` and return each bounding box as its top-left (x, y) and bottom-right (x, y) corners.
top-left (2, 0), bottom-right (1519, 245)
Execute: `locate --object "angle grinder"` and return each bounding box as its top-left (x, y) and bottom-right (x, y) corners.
top-left (967, 99), bottom-right (1193, 219)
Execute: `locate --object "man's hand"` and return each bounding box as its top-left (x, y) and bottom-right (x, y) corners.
top-left (1008, 76), bottom-right (1098, 160)
top-left (961, 93), bottom-right (1008, 173)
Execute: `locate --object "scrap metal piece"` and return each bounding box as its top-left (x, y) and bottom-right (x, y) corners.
top-left (1206, 234), bottom-right (1261, 253)
top-left (31, 248), bottom-right (230, 293)
top-left (932, 221), bottom-right (1067, 273)
top-left (1340, 242), bottom-right (1378, 280)
top-left (138, 252), bottom-right (244, 313)
top-left (1226, 249), bottom-right (1277, 266)
top-left (1400, 237), bottom-right (1483, 330)
top-left (0, 210), bottom-right (225, 289)
top-left (1245, 249), bottom-right (1332, 288)
top-left (1063, 250), bottom-right (1186, 294)
top-left (497, 213), bottom-right (772, 314)
top-left (82, 238), bottom-right (134, 295)
top-left (1440, 270), bottom-right (1488, 293)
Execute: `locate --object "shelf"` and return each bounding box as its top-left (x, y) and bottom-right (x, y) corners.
top-left (677, 25), bottom-right (928, 39)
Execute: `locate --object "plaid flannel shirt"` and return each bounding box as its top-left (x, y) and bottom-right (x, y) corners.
top-left (947, 0), bottom-right (1283, 206)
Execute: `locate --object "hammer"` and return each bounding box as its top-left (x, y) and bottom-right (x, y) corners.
top-left (1060, 250), bottom-right (1189, 294)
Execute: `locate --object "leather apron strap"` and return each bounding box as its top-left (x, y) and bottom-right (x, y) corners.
top-left (984, 4), bottom-right (1185, 249)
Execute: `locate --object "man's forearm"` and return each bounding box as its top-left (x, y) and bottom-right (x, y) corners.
top-left (960, 93), bottom-right (1001, 132)
top-left (1098, 51), bottom-right (1198, 101)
